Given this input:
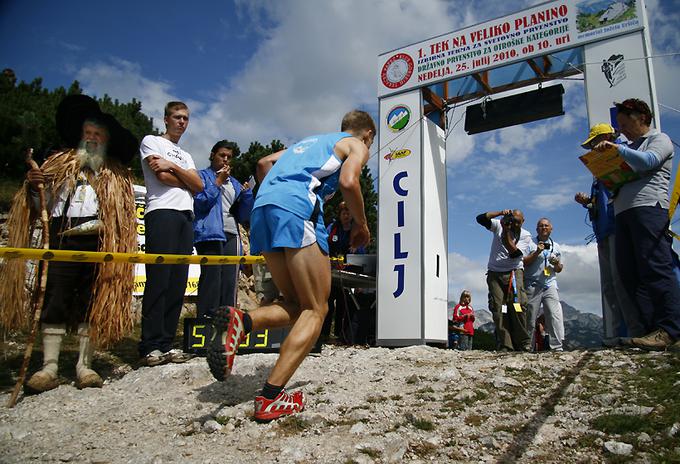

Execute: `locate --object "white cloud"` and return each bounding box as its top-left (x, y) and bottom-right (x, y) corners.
top-left (448, 251), bottom-right (489, 307)
top-left (445, 105), bottom-right (478, 166)
top-left (531, 181), bottom-right (582, 211)
top-left (179, 0), bottom-right (474, 166)
top-left (76, 0), bottom-right (489, 167)
top-left (646, 0), bottom-right (680, 119)
top-left (76, 58), bottom-right (203, 131)
top-left (556, 242), bottom-right (602, 314)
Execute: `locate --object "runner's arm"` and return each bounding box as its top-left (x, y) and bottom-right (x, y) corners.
top-left (256, 150), bottom-right (285, 184)
top-left (338, 139), bottom-right (369, 249)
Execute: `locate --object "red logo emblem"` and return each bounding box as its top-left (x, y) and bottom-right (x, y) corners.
top-left (381, 53), bottom-right (414, 90)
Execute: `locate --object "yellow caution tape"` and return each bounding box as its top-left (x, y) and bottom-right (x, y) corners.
top-left (670, 164), bottom-right (680, 221)
top-left (0, 247), bottom-right (344, 265)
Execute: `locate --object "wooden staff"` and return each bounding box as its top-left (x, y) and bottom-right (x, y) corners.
top-left (7, 149), bottom-right (50, 408)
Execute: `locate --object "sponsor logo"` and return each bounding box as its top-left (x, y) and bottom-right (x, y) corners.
top-left (601, 54), bottom-right (626, 88)
top-left (381, 53), bottom-right (414, 89)
top-left (384, 148), bottom-right (411, 161)
top-left (293, 137), bottom-right (318, 154)
top-left (386, 105), bottom-right (411, 132)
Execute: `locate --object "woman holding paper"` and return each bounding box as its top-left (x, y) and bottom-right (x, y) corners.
top-left (592, 98), bottom-right (680, 352)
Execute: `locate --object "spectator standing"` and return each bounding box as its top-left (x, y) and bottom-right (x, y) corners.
top-left (452, 290), bottom-right (475, 350)
top-left (522, 218), bottom-right (565, 351)
top-left (592, 99), bottom-right (680, 351)
top-left (575, 123), bottom-right (646, 346)
top-left (138, 101), bottom-right (204, 366)
top-left (323, 201), bottom-right (364, 343)
top-left (1, 95), bottom-right (137, 392)
top-left (476, 209), bottom-right (533, 351)
top-left (193, 140), bottom-right (254, 317)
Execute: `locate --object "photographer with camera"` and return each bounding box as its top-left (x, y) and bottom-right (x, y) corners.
top-left (476, 209), bottom-right (533, 351)
top-left (522, 218), bottom-right (565, 351)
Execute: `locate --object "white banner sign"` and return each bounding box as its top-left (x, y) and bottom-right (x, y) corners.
top-left (378, 0), bottom-right (644, 97)
top-left (377, 91), bottom-right (424, 343)
top-left (583, 31), bottom-right (657, 130)
top-left (133, 185), bottom-right (200, 296)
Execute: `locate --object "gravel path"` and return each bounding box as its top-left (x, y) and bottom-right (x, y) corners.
top-left (0, 345), bottom-right (672, 463)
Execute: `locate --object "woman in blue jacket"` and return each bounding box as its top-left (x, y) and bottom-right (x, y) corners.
top-left (193, 140), bottom-right (254, 317)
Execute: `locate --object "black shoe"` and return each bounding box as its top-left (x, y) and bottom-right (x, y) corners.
top-left (206, 306), bottom-right (231, 381)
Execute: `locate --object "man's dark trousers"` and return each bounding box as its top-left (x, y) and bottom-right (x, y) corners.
top-left (487, 269), bottom-right (530, 351)
top-left (139, 209), bottom-right (193, 356)
top-left (195, 233), bottom-right (239, 318)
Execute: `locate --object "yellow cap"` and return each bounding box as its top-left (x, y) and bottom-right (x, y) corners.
top-left (581, 123), bottom-right (615, 148)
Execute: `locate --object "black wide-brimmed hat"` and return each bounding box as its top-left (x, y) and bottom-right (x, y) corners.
top-left (55, 94), bottom-right (138, 165)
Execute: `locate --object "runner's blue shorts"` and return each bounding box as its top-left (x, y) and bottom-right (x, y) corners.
top-left (250, 204), bottom-right (329, 255)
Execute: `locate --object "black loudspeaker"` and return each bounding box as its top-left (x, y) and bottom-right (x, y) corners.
top-left (464, 84), bottom-right (565, 135)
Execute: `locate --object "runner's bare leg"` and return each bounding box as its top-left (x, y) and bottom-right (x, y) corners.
top-left (249, 244), bottom-right (330, 387)
top-left (248, 251), bottom-right (302, 329)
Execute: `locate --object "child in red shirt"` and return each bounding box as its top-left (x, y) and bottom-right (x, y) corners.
top-left (452, 290), bottom-right (475, 350)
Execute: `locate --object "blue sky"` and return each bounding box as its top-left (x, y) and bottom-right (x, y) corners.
top-left (2, 0), bottom-right (679, 314)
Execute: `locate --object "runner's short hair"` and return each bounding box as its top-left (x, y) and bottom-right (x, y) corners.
top-left (341, 110), bottom-right (376, 134)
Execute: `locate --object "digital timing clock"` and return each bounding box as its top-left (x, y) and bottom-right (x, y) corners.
top-left (183, 317), bottom-right (321, 355)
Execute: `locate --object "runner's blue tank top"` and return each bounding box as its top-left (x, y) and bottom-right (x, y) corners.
top-left (254, 132), bottom-right (352, 220)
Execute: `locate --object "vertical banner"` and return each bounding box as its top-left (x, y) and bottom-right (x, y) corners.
top-left (377, 90), bottom-right (423, 344)
top-left (583, 31), bottom-right (657, 130)
top-left (422, 118), bottom-right (448, 343)
top-left (133, 185), bottom-right (200, 296)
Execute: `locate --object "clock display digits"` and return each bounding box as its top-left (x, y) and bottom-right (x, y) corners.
top-left (254, 329), bottom-right (269, 348)
top-left (191, 324), bottom-right (206, 348)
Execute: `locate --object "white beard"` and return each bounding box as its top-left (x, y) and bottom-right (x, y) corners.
top-left (76, 140), bottom-right (107, 172)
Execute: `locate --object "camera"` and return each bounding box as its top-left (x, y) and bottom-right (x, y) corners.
top-left (541, 241), bottom-right (551, 250)
top-left (501, 213), bottom-right (516, 227)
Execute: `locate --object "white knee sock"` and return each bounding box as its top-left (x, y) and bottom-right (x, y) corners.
top-left (76, 323), bottom-right (96, 376)
top-left (41, 324), bottom-right (66, 377)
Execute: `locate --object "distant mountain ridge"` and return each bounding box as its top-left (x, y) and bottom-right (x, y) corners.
top-left (451, 301), bottom-right (603, 349)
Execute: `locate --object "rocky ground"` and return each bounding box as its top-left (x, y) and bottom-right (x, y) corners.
top-left (2, 212), bottom-right (679, 463)
top-left (1, 345), bottom-right (679, 464)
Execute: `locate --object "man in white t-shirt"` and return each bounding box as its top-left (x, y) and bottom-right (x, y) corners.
top-left (139, 101), bottom-right (204, 366)
top-left (476, 209), bottom-right (533, 351)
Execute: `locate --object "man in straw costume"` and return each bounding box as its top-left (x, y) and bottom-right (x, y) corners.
top-left (0, 94), bottom-right (137, 392)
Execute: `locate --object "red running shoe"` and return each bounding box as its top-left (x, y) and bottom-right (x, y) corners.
top-left (254, 389), bottom-right (305, 422)
top-left (207, 306), bottom-right (246, 381)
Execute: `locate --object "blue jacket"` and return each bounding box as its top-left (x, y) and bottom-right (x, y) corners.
top-left (590, 180), bottom-right (615, 242)
top-left (193, 167), bottom-right (254, 243)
